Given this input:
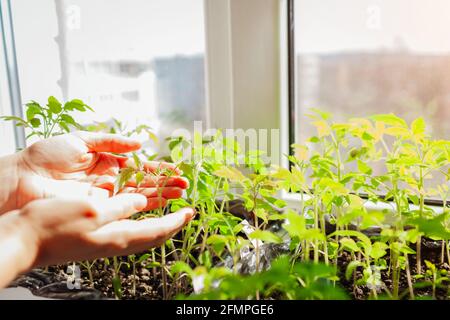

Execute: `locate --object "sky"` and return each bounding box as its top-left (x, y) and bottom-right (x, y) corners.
top-left (296, 0), bottom-right (450, 54)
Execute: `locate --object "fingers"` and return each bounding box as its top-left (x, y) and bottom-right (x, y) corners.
top-left (90, 194), bottom-right (147, 225)
top-left (122, 187), bottom-right (183, 199)
top-left (130, 208), bottom-right (195, 238)
top-left (124, 158), bottom-right (182, 175)
top-left (143, 161), bottom-right (182, 175)
top-left (120, 187), bottom-right (183, 211)
top-left (75, 131), bottom-right (141, 154)
top-left (126, 175), bottom-right (189, 189)
top-left (25, 194), bottom-right (146, 225)
top-left (33, 176), bottom-right (111, 199)
top-left (143, 198), bottom-right (168, 211)
top-left (87, 207), bottom-right (195, 253)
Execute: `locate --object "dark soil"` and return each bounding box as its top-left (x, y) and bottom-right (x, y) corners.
top-left (10, 237), bottom-right (449, 300)
top-left (337, 237), bottom-right (450, 300)
top-left (7, 203), bottom-right (450, 300)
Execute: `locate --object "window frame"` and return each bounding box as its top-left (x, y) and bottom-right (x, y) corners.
top-left (0, 0), bottom-right (25, 150)
top-left (283, 0), bottom-right (447, 209)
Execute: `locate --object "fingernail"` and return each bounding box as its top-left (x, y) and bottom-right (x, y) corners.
top-left (186, 208), bottom-right (196, 219)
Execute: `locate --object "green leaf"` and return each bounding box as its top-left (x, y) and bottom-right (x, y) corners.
top-left (132, 153), bottom-right (142, 170)
top-left (135, 171), bottom-right (145, 187)
top-left (214, 166), bottom-right (247, 182)
top-left (64, 99), bottom-right (92, 112)
top-left (312, 120), bottom-right (331, 137)
top-left (411, 117), bottom-right (426, 136)
top-left (340, 238), bottom-right (360, 253)
top-left (59, 122), bottom-right (70, 133)
top-left (112, 276), bottom-right (122, 299)
top-left (357, 160), bottom-right (373, 175)
top-left (408, 213), bottom-right (450, 240)
top-left (136, 253), bottom-right (151, 265)
top-left (361, 132), bottom-right (374, 141)
top-left (145, 261), bottom-right (161, 268)
top-left (385, 126), bottom-right (410, 137)
top-left (308, 108), bottom-right (332, 120)
top-left (249, 230), bottom-right (282, 244)
top-left (30, 118), bottom-right (41, 128)
top-left (206, 235), bottom-right (228, 256)
top-left (47, 96), bottom-right (62, 113)
top-left (254, 208), bottom-right (268, 225)
top-left (329, 230), bottom-right (371, 251)
top-left (370, 114), bottom-right (407, 128)
top-left (345, 260), bottom-right (364, 281)
top-left (114, 167), bottom-right (135, 195)
top-left (171, 261), bottom-right (193, 277)
top-left (60, 114), bottom-right (76, 126)
top-left (26, 102), bottom-right (42, 121)
top-left (370, 242), bottom-right (388, 260)
top-left (0, 116), bottom-right (29, 127)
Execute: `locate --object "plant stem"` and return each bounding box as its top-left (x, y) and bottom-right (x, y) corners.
top-left (151, 250), bottom-right (157, 278)
top-left (161, 243), bottom-right (168, 300)
top-left (446, 241), bottom-right (450, 266)
top-left (432, 272), bottom-right (437, 299)
top-left (112, 256), bottom-right (121, 300)
top-left (441, 240), bottom-right (445, 265)
top-left (320, 214), bottom-right (329, 265)
top-left (132, 262), bottom-right (136, 296)
top-left (416, 236), bottom-right (422, 275)
top-left (392, 251), bottom-right (399, 299)
top-left (254, 206), bottom-right (261, 300)
top-left (404, 253), bottom-right (415, 300)
top-left (85, 261), bottom-right (94, 287)
top-left (313, 199), bottom-right (319, 263)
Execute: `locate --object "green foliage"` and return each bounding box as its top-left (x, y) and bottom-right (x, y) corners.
top-left (4, 101), bottom-right (449, 300)
top-left (174, 256), bottom-right (347, 300)
top-left (1, 96), bottom-right (92, 139)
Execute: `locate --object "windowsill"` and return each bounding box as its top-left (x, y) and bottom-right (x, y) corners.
top-left (279, 190), bottom-right (445, 215)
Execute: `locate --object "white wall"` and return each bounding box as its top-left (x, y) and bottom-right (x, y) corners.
top-left (205, 0), bottom-right (281, 131)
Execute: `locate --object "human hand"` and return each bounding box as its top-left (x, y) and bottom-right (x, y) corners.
top-left (0, 194), bottom-right (194, 287)
top-left (1, 131), bottom-right (188, 214)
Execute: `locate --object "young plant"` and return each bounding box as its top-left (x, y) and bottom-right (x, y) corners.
top-left (1, 96), bottom-right (92, 139)
top-left (414, 260), bottom-right (450, 299)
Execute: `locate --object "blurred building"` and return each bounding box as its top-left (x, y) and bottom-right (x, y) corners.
top-left (297, 51), bottom-right (450, 139)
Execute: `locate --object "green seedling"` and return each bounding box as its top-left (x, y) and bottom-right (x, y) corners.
top-left (1, 96), bottom-right (92, 139)
top-left (414, 260), bottom-right (450, 299)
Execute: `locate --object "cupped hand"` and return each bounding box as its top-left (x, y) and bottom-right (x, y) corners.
top-left (13, 194), bottom-right (195, 267)
top-left (10, 131), bottom-right (188, 213)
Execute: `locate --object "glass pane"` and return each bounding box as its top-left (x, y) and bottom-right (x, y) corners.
top-left (295, 0), bottom-right (450, 142)
top-left (11, 0), bottom-right (206, 152)
top-left (294, 0), bottom-right (450, 198)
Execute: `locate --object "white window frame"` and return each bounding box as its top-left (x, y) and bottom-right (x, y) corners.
top-left (204, 0), bottom-right (281, 132)
top-left (0, 0), bottom-right (25, 151)
top-left (279, 0), bottom-right (445, 213)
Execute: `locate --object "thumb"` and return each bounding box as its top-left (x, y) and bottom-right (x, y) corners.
top-left (74, 131), bottom-right (141, 153)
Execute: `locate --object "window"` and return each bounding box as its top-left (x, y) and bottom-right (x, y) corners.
top-left (10, 0), bottom-right (206, 152)
top-left (0, 0), bottom-right (19, 155)
top-left (291, 0), bottom-right (450, 144)
top-left (0, 44), bottom-right (16, 156)
top-left (288, 0), bottom-right (450, 203)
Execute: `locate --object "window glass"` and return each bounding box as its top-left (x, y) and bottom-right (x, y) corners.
top-left (295, 0), bottom-right (450, 142)
top-left (11, 0), bottom-right (206, 152)
top-left (294, 0), bottom-right (450, 198)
